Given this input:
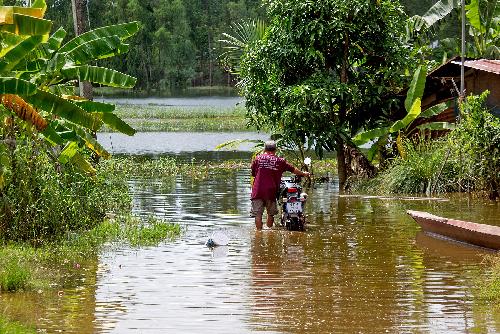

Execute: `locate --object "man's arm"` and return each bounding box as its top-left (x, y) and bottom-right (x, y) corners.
top-left (292, 167), bottom-right (310, 177)
top-left (251, 159), bottom-right (257, 177)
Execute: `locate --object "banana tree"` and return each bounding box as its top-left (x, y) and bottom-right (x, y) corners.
top-left (0, 0), bottom-right (138, 185)
top-left (352, 65), bottom-right (452, 162)
top-left (407, 0), bottom-right (499, 59)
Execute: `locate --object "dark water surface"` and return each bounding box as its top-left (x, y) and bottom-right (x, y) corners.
top-left (2, 162), bottom-right (500, 333)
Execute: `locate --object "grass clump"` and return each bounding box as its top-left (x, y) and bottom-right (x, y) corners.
top-left (0, 256), bottom-right (30, 292)
top-left (0, 315), bottom-right (36, 334)
top-left (475, 254), bottom-right (500, 303)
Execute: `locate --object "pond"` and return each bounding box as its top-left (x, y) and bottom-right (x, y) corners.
top-left (2, 151), bottom-right (499, 333)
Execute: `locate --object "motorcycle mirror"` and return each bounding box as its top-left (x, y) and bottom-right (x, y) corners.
top-left (304, 157), bottom-right (311, 166)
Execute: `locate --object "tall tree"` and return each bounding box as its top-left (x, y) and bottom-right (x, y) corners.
top-left (239, 0), bottom-right (412, 190)
top-left (71, 0), bottom-right (93, 100)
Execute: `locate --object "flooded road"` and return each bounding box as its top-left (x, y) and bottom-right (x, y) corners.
top-left (92, 173), bottom-right (499, 334)
top-left (6, 165), bottom-right (499, 333)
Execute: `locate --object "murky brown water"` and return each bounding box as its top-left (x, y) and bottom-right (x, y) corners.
top-left (2, 167), bottom-right (500, 333)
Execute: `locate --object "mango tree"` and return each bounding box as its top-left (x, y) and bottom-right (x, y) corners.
top-left (0, 0), bottom-right (138, 190)
top-left (238, 0), bottom-right (412, 190)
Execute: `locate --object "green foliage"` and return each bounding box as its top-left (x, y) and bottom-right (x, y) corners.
top-left (449, 91), bottom-right (500, 195)
top-left (239, 0), bottom-right (412, 187)
top-left (0, 315), bottom-right (36, 334)
top-left (355, 92), bottom-right (500, 196)
top-left (0, 256), bottom-right (30, 292)
top-left (475, 255), bottom-right (500, 302)
top-left (0, 134), bottom-right (131, 242)
top-left (374, 138), bottom-right (457, 194)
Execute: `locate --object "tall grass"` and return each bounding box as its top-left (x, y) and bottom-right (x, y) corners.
top-left (0, 315), bottom-right (36, 334)
top-left (475, 254), bottom-right (500, 303)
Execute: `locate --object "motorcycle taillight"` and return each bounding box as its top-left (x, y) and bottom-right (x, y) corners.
top-left (287, 187), bottom-right (297, 193)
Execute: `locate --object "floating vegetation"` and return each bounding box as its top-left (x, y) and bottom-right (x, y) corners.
top-left (101, 105), bottom-right (253, 132)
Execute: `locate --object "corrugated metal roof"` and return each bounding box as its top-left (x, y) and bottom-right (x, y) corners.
top-left (451, 59), bottom-right (500, 75)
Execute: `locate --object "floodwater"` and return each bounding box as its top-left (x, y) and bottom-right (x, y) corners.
top-left (95, 96), bottom-right (243, 108)
top-left (2, 132), bottom-right (500, 333)
top-left (97, 132), bottom-right (269, 155)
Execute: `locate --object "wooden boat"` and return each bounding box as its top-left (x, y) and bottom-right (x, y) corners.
top-left (407, 210), bottom-right (500, 251)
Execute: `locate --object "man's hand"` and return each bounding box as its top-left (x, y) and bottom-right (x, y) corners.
top-left (302, 171), bottom-right (311, 177)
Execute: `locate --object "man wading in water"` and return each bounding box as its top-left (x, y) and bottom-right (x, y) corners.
top-left (251, 140), bottom-right (310, 230)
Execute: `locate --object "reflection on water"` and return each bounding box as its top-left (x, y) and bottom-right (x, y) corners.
top-left (2, 165), bottom-right (499, 333)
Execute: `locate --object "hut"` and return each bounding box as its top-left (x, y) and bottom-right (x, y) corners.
top-left (413, 57), bottom-right (500, 130)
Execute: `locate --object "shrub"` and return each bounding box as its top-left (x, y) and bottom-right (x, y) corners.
top-left (0, 135), bottom-right (131, 242)
top-left (449, 91), bottom-right (500, 198)
top-left (0, 257), bottom-right (30, 292)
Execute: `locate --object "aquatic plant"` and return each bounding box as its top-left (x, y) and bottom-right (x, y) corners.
top-left (0, 315), bottom-right (36, 334)
top-left (0, 256), bottom-right (30, 292)
top-left (475, 254), bottom-right (500, 303)
top-left (102, 105), bottom-right (252, 132)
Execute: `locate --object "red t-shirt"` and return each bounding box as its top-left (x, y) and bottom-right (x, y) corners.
top-left (251, 153), bottom-right (294, 200)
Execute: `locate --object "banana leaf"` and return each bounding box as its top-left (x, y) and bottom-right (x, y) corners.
top-left (23, 89), bottom-right (102, 131)
top-left (0, 77), bottom-right (36, 95)
top-left (466, 0), bottom-right (486, 33)
top-left (31, 0), bottom-right (47, 15)
top-left (421, 0), bottom-right (459, 28)
top-left (41, 123), bottom-right (64, 145)
top-left (404, 65), bottom-right (426, 113)
top-left (0, 14), bottom-right (51, 36)
top-left (61, 35), bottom-right (126, 64)
top-left (0, 7), bottom-right (43, 24)
top-left (0, 35), bottom-right (43, 73)
top-left (390, 98), bottom-right (422, 133)
top-left (58, 142), bottom-right (96, 175)
top-left (70, 151), bottom-right (96, 175)
top-left (58, 22), bottom-right (140, 54)
top-left (60, 121), bottom-right (111, 158)
top-left (71, 100), bottom-right (115, 113)
top-left (353, 126), bottom-right (390, 146)
top-left (419, 102), bottom-right (447, 118)
top-left (58, 141), bottom-right (79, 164)
top-left (33, 27), bottom-right (66, 58)
top-left (61, 65), bottom-right (136, 88)
top-left (100, 113), bottom-right (136, 136)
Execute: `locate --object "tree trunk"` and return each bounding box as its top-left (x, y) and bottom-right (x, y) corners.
top-left (337, 33), bottom-right (350, 191)
top-left (336, 136), bottom-right (347, 191)
top-left (71, 0), bottom-right (93, 101)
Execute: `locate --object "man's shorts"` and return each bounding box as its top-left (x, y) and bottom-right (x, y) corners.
top-left (250, 199), bottom-right (278, 217)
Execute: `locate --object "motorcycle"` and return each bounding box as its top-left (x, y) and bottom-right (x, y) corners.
top-left (278, 174), bottom-right (308, 231)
